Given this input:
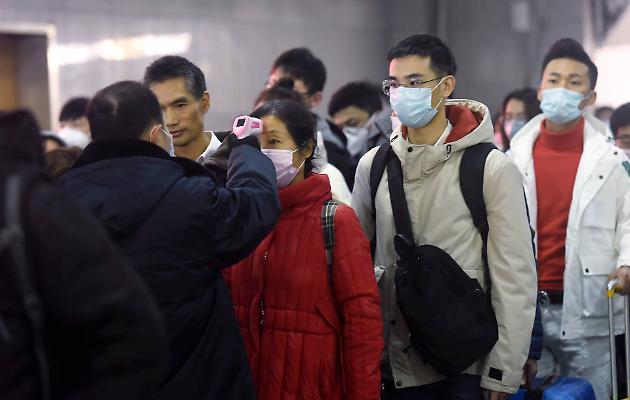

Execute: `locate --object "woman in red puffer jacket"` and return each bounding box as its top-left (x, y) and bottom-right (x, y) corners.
top-left (225, 99), bottom-right (383, 400)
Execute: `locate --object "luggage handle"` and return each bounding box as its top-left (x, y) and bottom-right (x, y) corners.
top-left (607, 278), bottom-right (630, 400)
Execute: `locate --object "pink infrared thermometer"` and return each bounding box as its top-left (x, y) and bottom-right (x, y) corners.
top-left (232, 116), bottom-right (263, 139)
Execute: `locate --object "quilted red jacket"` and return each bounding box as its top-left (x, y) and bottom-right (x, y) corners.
top-left (225, 173), bottom-right (383, 400)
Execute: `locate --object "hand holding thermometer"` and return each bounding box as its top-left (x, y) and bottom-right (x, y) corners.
top-left (232, 116), bottom-right (263, 139)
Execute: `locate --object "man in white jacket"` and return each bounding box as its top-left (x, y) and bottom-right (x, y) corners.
top-left (351, 34), bottom-right (537, 400)
top-left (508, 38), bottom-right (630, 400)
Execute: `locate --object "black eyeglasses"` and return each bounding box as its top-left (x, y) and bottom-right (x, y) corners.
top-left (381, 76), bottom-right (446, 96)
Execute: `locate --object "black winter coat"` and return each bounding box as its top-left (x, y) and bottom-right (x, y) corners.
top-left (60, 139), bottom-right (281, 400)
top-left (0, 160), bottom-right (168, 400)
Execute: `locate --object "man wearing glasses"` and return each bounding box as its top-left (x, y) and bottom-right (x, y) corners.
top-left (351, 34), bottom-right (537, 399)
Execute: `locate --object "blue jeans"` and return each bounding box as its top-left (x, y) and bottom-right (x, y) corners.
top-left (382, 375), bottom-right (483, 400)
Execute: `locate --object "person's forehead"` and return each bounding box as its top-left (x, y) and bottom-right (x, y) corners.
top-left (333, 106), bottom-right (369, 122)
top-left (618, 125), bottom-right (630, 135)
top-left (389, 55), bottom-right (435, 78)
top-left (543, 58), bottom-right (589, 78)
top-left (150, 77), bottom-right (194, 104)
top-left (505, 99), bottom-right (525, 112)
top-left (262, 115), bottom-right (288, 132)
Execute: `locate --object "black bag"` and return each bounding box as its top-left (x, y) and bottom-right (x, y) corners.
top-left (0, 173), bottom-right (50, 400)
top-left (370, 142), bottom-right (499, 377)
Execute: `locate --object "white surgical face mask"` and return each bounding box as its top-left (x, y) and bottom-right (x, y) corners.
top-left (261, 148), bottom-right (306, 189)
top-left (342, 126), bottom-right (369, 157)
top-left (57, 126), bottom-right (91, 149)
top-left (161, 128), bottom-right (175, 157)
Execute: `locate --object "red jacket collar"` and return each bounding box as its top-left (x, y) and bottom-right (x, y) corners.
top-left (400, 104), bottom-right (482, 144)
top-left (278, 173), bottom-right (332, 215)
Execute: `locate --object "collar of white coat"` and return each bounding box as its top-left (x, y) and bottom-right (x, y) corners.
top-left (196, 131), bottom-right (221, 164)
top-left (510, 114), bottom-right (614, 174)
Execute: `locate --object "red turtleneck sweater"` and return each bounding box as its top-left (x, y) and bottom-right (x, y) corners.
top-left (534, 118), bottom-right (584, 292)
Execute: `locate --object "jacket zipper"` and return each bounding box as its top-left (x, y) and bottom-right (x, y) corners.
top-left (259, 251), bottom-right (268, 329)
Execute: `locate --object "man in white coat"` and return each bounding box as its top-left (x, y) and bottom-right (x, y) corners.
top-left (352, 34), bottom-right (537, 400)
top-left (508, 38), bottom-right (630, 400)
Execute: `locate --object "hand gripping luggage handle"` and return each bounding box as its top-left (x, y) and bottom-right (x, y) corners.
top-left (607, 278), bottom-right (630, 400)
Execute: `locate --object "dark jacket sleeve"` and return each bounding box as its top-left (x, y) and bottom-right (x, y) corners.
top-left (528, 303), bottom-right (543, 360)
top-left (203, 139), bottom-right (280, 268)
top-left (28, 182), bottom-right (168, 400)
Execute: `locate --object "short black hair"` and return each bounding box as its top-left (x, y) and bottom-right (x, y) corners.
top-left (255, 78), bottom-right (305, 107)
top-left (610, 103), bottom-right (630, 137)
top-left (595, 106), bottom-right (614, 120)
top-left (271, 48), bottom-right (326, 94)
top-left (88, 81), bottom-right (163, 141)
top-left (59, 97), bottom-right (90, 122)
top-left (387, 34), bottom-right (457, 76)
top-left (501, 88), bottom-right (541, 121)
top-left (328, 81), bottom-right (383, 118)
top-left (541, 38), bottom-right (598, 89)
top-left (251, 99), bottom-right (317, 174)
top-left (143, 55), bottom-right (207, 99)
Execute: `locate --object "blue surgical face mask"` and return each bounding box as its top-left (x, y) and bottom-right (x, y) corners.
top-left (389, 77), bottom-right (446, 129)
top-left (540, 88), bottom-right (589, 125)
top-left (504, 118), bottom-right (527, 138)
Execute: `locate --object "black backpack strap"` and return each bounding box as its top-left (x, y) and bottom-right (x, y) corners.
top-left (321, 199), bottom-right (340, 268)
top-left (369, 144), bottom-right (393, 255)
top-left (459, 142), bottom-right (496, 292)
top-left (1, 174), bottom-right (50, 400)
top-left (385, 152), bottom-right (416, 247)
top-left (369, 144), bottom-right (391, 219)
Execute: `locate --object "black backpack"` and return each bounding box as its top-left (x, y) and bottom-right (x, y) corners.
top-left (369, 142), bottom-right (499, 377)
top-left (0, 173), bottom-right (51, 400)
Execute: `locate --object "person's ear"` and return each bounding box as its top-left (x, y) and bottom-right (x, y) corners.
top-left (585, 91), bottom-right (597, 108)
top-left (442, 75), bottom-right (456, 98)
top-left (200, 91), bottom-right (211, 113)
top-left (301, 139), bottom-right (315, 159)
top-left (147, 124), bottom-right (162, 145)
top-left (308, 91), bottom-right (323, 109)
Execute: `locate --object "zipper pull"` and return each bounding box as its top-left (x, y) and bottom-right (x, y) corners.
top-left (259, 298), bottom-right (265, 328)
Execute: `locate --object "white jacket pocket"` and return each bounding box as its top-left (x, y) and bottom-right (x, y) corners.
top-left (579, 252), bottom-right (617, 318)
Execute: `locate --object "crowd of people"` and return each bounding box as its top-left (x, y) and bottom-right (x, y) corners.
top-left (1, 32), bottom-right (629, 400)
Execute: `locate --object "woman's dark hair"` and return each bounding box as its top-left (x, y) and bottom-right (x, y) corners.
top-left (499, 88), bottom-right (541, 150)
top-left (45, 146), bottom-right (82, 179)
top-left (251, 99), bottom-right (317, 175)
top-left (41, 133), bottom-right (67, 148)
top-left (0, 109), bottom-right (45, 166)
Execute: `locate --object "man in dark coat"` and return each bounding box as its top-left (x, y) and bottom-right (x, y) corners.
top-left (60, 81), bottom-right (281, 400)
top-left (0, 109), bottom-right (168, 400)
